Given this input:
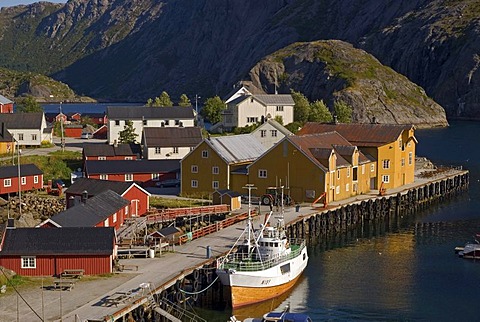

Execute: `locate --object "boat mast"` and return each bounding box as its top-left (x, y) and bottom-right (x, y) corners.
top-left (244, 184), bottom-right (257, 254)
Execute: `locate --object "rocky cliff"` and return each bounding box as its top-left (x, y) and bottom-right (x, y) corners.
top-left (248, 40), bottom-right (447, 128)
top-left (0, 0), bottom-right (476, 121)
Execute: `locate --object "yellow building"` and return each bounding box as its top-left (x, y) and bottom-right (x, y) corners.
top-left (298, 123), bottom-right (417, 190)
top-left (180, 134), bottom-right (266, 197)
top-left (0, 122), bottom-right (14, 155)
top-left (246, 132), bottom-right (376, 204)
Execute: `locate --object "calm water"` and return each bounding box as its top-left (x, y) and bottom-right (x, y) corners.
top-left (200, 120), bottom-right (480, 321)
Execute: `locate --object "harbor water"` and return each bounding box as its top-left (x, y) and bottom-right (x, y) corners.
top-left (201, 120), bottom-right (480, 321)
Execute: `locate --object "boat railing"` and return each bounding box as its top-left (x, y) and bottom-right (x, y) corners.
top-left (219, 239), bottom-right (306, 272)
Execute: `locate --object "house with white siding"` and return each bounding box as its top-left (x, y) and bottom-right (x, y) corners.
top-left (141, 127), bottom-right (203, 160)
top-left (0, 112), bottom-right (51, 146)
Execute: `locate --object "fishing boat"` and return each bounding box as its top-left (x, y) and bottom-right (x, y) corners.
top-left (456, 234), bottom-right (480, 259)
top-left (216, 185), bottom-right (309, 308)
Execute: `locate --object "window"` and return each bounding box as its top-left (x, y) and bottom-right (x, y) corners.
top-left (212, 181), bottom-right (219, 189)
top-left (383, 159), bottom-right (390, 169)
top-left (125, 174), bottom-right (133, 181)
top-left (191, 180), bottom-right (198, 188)
top-left (202, 150), bottom-right (208, 158)
top-left (31, 134), bottom-right (37, 141)
top-left (100, 174), bottom-right (108, 180)
top-left (337, 170), bottom-right (340, 180)
top-left (34, 176), bottom-right (38, 184)
top-left (347, 167), bottom-right (350, 177)
top-left (115, 120), bottom-right (120, 126)
top-left (113, 213), bottom-right (117, 223)
top-left (212, 166), bottom-right (219, 174)
top-left (21, 256), bottom-right (36, 269)
top-left (276, 106), bottom-right (284, 112)
top-left (104, 219), bottom-right (109, 227)
top-left (152, 173), bottom-right (160, 181)
top-left (21, 177), bottom-right (26, 185)
top-left (399, 139), bottom-right (402, 149)
top-left (4, 179), bottom-right (11, 187)
top-left (382, 175), bottom-right (390, 183)
top-left (18, 133), bottom-right (24, 141)
top-left (371, 164), bottom-right (375, 172)
top-left (271, 130), bottom-right (277, 137)
top-left (125, 156), bottom-right (133, 160)
top-left (143, 119), bottom-right (147, 126)
top-left (401, 158), bottom-right (405, 167)
top-left (173, 147), bottom-right (179, 154)
top-left (125, 206), bottom-right (128, 215)
top-left (165, 120), bottom-right (170, 126)
top-left (98, 156), bottom-right (106, 160)
top-left (155, 147), bottom-right (161, 154)
top-left (346, 183), bottom-right (349, 192)
top-left (191, 165), bottom-right (198, 173)
top-left (260, 130), bottom-right (267, 138)
top-left (409, 152), bottom-right (413, 165)
top-left (258, 169), bottom-right (267, 178)
top-left (336, 186), bottom-right (340, 194)
top-left (362, 164), bottom-right (365, 175)
top-left (175, 120), bottom-right (180, 126)
top-left (247, 117), bottom-right (258, 123)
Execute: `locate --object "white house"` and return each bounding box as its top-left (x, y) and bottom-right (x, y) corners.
top-left (222, 94), bottom-right (295, 130)
top-left (251, 119), bottom-right (293, 149)
top-left (0, 112), bottom-right (51, 146)
top-left (141, 127), bottom-right (203, 160)
top-left (107, 106), bottom-right (195, 144)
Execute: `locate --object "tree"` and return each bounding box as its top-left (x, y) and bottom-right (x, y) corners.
top-left (201, 96), bottom-right (225, 124)
top-left (309, 100), bottom-right (333, 123)
top-left (334, 100), bottom-right (353, 123)
top-left (274, 115), bottom-right (283, 125)
top-left (146, 98), bottom-right (153, 107)
top-left (118, 120), bottom-right (138, 144)
top-left (291, 90), bottom-right (310, 124)
top-left (16, 96), bottom-right (43, 113)
top-left (157, 91), bottom-right (173, 107)
top-left (284, 121), bottom-right (303, 134)
top-left (178, 94), bottom-right (191, 107)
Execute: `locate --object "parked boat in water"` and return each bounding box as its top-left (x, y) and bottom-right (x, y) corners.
top-left (229, 305), bottom-right (312, 322)
top-left (456, 234), bottom-right (480, 259)
top-left (216, 185), bottom-right (309, 308)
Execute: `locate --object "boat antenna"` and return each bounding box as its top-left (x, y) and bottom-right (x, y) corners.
top-left (243, 184), bottom-right (257, 254)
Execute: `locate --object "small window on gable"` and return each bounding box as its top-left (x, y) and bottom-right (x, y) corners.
top-left (191, 165), bottom-right (198, 173)
top-left (202, 150), bottom-right (208, 158)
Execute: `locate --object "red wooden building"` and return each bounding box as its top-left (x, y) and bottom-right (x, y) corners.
top-left (0, 95), bottom-right (13, 113)
top-left (65, 178), bottom-right (150, 217)
top-left (0, 225), bottom-right (115, 276)
top-left (40, 190), bottom-right (130, 231)
top-left (84, 159), bottom-right (179, 188)
top-left (93, 125), bottom-right (108, 139)
top-left (64, 124), bottom-right (84, 138)
top-left (82, 143), bottom-right (141, 161)
top-left (0, 164), bottom-right (43, 195)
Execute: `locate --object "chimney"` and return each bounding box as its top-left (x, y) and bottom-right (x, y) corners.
top-left (333, 115), bottom-right (338, 124)
top-left (81, 190), bottom-right (88, 203)
top-left (7, 218), bottom-right (15, 229)
top-left (371, 116), bottom-right (377, 124)
top-left (68, 196), bottom-right (75, 208)
top-left (113, 139), bottom-right (118, 147)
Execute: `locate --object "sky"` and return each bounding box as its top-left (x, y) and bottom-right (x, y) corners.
top-left (0, 0), bottom-right (66, 8)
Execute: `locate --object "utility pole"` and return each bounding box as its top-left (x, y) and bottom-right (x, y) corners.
top-left (60, 101), bottom-right (65, 152)
top-left (195, 94), bottom-right (200, 125)
top-left (16, 141), bottom-right (21, 217)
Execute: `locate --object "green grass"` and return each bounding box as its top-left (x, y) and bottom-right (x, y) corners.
top-left (149, 197), bottom-right (209, 209)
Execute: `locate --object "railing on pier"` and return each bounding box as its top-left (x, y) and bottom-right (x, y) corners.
top-left (146, 204), bottom-right (230, 224)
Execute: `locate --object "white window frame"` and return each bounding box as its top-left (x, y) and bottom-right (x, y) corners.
top-left (124, 156), bottom-right (133, 160)
top-left (115, 120), bottom-right (120, 126)
top-left (191, 165), bottom-right (198, 173)
top-left (202, 150), bottom-right (208, 158)
top-left (258, 169), bottom-right (267, 178)
top-left (260, 130), bottom-right (266, 138)
top-left (113, 213), bottom-right (117, 223)
top-left (21, 256), bottom-right (36, 269)
top-left (336, 186), bottom-right (340, 194)
top-left (271, 130), bottom-right (277, 137)
top-left (34, 176), bottom-right (38, 184)
top-left (104, 218), bottom-right (109, 227)
top-left (371, 164), bottom-right (375, 172)
top-left (4, 178), bottom-right (11, 187)
top-left (125, 174), bottom-right (133, 181)
top-left (276, 106), bottom-right (284, 112)
top-left (346, 183), bottom-right (349, 192)
top-left (152, 173), bottom-right (160, 181)
top-left (173, 147), bottom-right (179, 154)
top-left (191, 180), bottom-right (198, 188)
top-left (18, 133), bottom-right (24, 141)
top-left (125, 206), bottom-right (128, 216)
top-left (100, 174), bottom-right (108, 180)
top-left (347, 167), bottom-right (350, 177)
top-left (382, 175), bottom-right (390, 183)
top-left (212, 181), bottom-right (219, 189)
top-left (409, 152), bottom-right (413, 165)
top-left (155, 147), bottom-right (162, 154)
top-left (21, 177), bottom-right (26, 185)
top-left (31, 134), bottom-right (37, 141)
top-left (401, 158), bottom-right (405, 167)
top-left (337, 170), bottom-right (340, 180)
top-left (362, 164), bottom-right (365, 175)
top-left (212, 166), bottom-right (219, 175)
top-left (383, 159), bottom-right (390, 169)
top-left (98, 156), bottom-right (106, 160)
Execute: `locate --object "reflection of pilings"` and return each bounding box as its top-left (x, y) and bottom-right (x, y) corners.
top-left (287, 171), bottom-right (469, 241)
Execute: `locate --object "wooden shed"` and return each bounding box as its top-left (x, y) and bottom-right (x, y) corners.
top-left (212, 189), bottom-right (242, 211)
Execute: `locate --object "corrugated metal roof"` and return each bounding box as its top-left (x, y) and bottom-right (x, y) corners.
top-left (143, 127), bottom-right (203, 147)
top-left (254, 94), bottom-right (294, 106)
top-left (0, 95), bottom-right (13, 104)
top-left (0, 112), bottom-right (44, 129)
top-left (85, 159), bottom-right (180, 175)
top-left (0, 227), bottom-right (115, 255)
top-left (207, 134), bottom-right (266, 164)
top-left (66, 178), bottom-right (138, 196)
top-left (51, 190), bottom-right (129, 227)
top-left (107, 106), bottom-right (194, 119)
top-left (0, 164), bottom-right (42, 179)
top-left (298, 123), bottom-right (413, 146)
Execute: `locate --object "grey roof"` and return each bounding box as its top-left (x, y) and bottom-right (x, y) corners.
top-left (66, 178), bottom-right (141, 196)
top-left (254, 94), bottom-right (294, 106)
top-left (0, 112), bottom-right (44, 129)
top-left (0, 123), bottom-right (13, 142)
top-left (0, 164), bottom-right (42, 179)
top-left (158, 226), bottom-right (181, 237)
top-left (252, 119), bottom-right (293, 136)
top-left (0, 227), bottom-right (115, 255)
top-left (85, 159), bottom-right (180, 175)
top-left (51, 190), bottom-right (129, 227)
top-left (0, 95), bottom-right (13, 104)
top-left (107, 106), bottom-right (194, 119)
top-left (143, 127), bottom-right (203, 148)
top-left (206, 134), bottom-right (266, 164)
top-left (83, 143), bottom-right (141, 157)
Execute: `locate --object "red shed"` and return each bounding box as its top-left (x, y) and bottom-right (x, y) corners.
top-left (64, 124), bottom-right (84, 138)
top-left (0, 95), bottom-right (13, 113)
top-left (0, 225), bottom-right (115, 276)
top-left (0, 164), bottom-right (43, 195)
